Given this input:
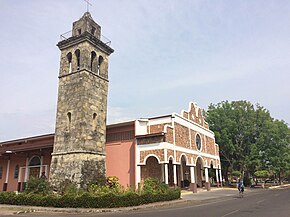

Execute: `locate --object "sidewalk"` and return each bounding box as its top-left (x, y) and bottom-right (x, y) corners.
top-left (0, 186), bottom-right (279, 215)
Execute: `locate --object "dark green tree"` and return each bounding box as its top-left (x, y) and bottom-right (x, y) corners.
top-left (206, 100), bottom-right (290, 182)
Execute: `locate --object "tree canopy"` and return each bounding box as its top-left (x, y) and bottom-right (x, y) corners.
top-left (206, 100), bottom-right (290, 182)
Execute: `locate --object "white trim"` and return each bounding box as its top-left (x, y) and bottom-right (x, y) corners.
top-left (5, 159), bottom-right (10, 184)
top-left (180, 161), bottom-right (184, 181)
top-left (164, 149), bottom-right (167, 162)
top-left (39, 156), bottom-right (44, 177)
top-left (179, 153), bottom-right (188, 163)
top-left (136, 165), bottom-right (141, 187)
top-left (143, 154), bottom-right (161, 164)
top-left (173, 113), bottom-right (215, 138)
top-left (161, 164), bottom-right (165, 182)
top-left (24, 157), bottom-right (29, 182)
top-left (216, 169), bottom-right (219, 183)
top-left (18, 167), bottom-right (22, 183)
top-left (149, 116), bottom-right (172, 126)
top-left (190, 166), bottom-right (195, 183)
top-left (189, 127), bottom-right (192, 149)
top-left (219, 169), bottom-right (223, 183)
top-left (164, 164), bottom-right (169, 184)
top-left (163, 124), bottom-right (173, 133)
top-left (137, 142), bottom-right (219, 164)
top-left (205, 167), bottom-right (209, 183)
top-left (173, 164), bottom-right (177, 185)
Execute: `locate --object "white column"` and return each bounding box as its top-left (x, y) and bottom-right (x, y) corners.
top-left (180, 163), bottom-right (184, 181)
top-left (69, 62), bottom-right (72, 73)
top-left (190, 166), bottom-right (195, 183)
top-left (205, 167), bottom-right (209, 183)
top-left (5, 159), bottom-right (10, 184)
top-left (219, 169), bottom-right (223, 184)
top-left (45, 165), bottom-right (48, 178)
top-left (173, 164), bottom-right (177, 185)
top-left (136, 165), bottom-right (141, 187)
top-left (161, 163), bottom-right (165, 182)
top-left (24, 157), bottom-right (29, 182)
top-left (39, 155), bottom-right (44, 177)
top-left (18, 167), bottom-right (22, 183)
top-left (216, 169), bottom-right (219, 183)
top-left (164, 164), bottom-right (169, 184)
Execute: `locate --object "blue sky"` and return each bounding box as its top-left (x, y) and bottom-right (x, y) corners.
top-left (0, 0), bottom-right (289, 141)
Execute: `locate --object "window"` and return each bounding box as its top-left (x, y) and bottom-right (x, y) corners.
top-left (29, 156), bottom-right (41, 166)
top-left (75, 49), bottom-right (81, 70)
top-left (0, 166), bottom-right (2, 179)
top-left (196, 134), bottom-right (202, 151)
top-left (14, 165), bottom-right (19, 179)
top-left (90, 51), bottom-right (96, 71)
top-left (67, 52), bottom-right (72, 73)
top-left (91, 27), bottom-right (96, 35)
top-left (67, 112), bottom-right (72, 130)
top-left (97, 55), bottom-right (104, 75)
top-left (78, 28), bottom-right (82, 35)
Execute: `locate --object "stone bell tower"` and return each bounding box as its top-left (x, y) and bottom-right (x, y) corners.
top-left (49, 12), bottom-right (114, 189)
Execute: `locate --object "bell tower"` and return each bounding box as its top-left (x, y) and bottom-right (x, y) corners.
top-left (49, 12), bottom-right (114, 189)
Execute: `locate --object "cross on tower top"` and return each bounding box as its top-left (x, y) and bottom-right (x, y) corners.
top-left (84, 0), bottom-right (92, 12)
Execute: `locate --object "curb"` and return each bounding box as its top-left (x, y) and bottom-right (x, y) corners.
top-left (269, 184), bottom-right (290, 189)
top-left (0, 199), bottom-right (191, 214)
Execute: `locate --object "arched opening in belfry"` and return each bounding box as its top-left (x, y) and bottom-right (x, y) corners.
top-left (90, 51), bottom-right (96, 72)
top-left (75, 49), bottom-right (81, 70)
top-left (28, 156), bottom-right (41, 178)
top-left (91, 26), bottom-right (96, 35)
top-left (97, 55), bottom-right (104, 75)
top-left (66, 52), bottom-right (72, 73)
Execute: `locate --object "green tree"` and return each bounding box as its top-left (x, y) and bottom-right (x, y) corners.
top-left (206, 100), bottom-right (290, 182)
top-left (257, 120), bottom-right (290, 183)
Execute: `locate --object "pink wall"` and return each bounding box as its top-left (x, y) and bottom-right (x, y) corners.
top-left (106, 140), bottom-right (135, 188)
top-left (106, 122), bottom-right (136, 188)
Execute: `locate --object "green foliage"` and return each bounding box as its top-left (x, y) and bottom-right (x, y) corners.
top-left (231, 171), bottom-right (242, 177)
top-left (243, 176), bottom-right (251, 187)
top-left (0, 188), bottom-right (181, 208)
top-left (254, 170), bottom-right (269, 179)
top-left (25, 176), bottom-right (51, 195)
top-left (143, 177), bottom-right (169, 193)
top-left (0, 176), bottom-right (180, 208)
top-left (88, 176), bottom-right (123, 196)
top-left (206, 100), bottom-right (290, 181)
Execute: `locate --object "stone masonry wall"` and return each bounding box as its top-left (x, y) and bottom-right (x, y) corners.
top-left (174, 123), bottom-right (190, 149)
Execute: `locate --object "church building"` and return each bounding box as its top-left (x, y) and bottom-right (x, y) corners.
top-left (0, 12), bottom-right (222, 193)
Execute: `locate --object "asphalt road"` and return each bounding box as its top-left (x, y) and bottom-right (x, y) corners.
top-left (1, 187), bottom-right (289, 217)
top-left (105, 187), bottom-right (290, 217)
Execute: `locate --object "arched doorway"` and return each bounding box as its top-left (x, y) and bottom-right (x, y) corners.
top-left (196, 157), bottom-right (204, 188)
top-left (29, 156), bottom-right (41, 178)
top-left (180, 155), bottom-right (190, 188)
top-left (168, 157), bottom-right (174, 186)
top-left (141, 156), bottom-right (162, 181)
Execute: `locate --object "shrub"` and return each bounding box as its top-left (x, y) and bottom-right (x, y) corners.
top-left (243, 176), bottom-right (251, 187)
top-left (254, 170), bottom-right (269, 179)
top-left (88, 176), bottom-right (123, 196)
top-left (231, 171), bottom-right (242, 178)
top-left (0, 188), bottom-right (181, 208)
top-left (25, 176), bottom-right (51, 195)
top-left (143, 177), bottom-right (169, 193)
